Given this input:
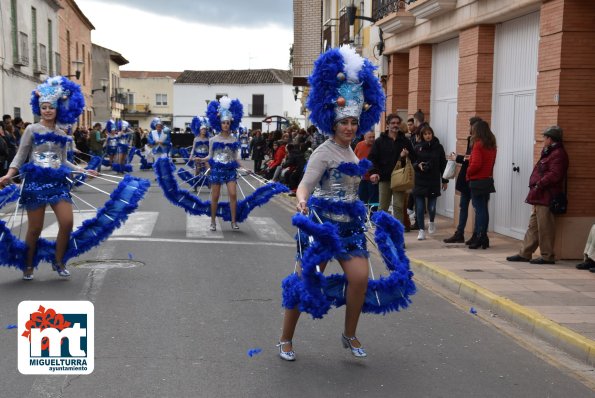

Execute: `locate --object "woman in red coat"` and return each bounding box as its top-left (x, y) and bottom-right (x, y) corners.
top-left (466, 121), bottom-right (497, 249)
top-left (266, 140), bottom-right (286, 180)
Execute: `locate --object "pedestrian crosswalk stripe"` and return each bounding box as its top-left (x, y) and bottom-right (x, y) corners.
top-left (186, 215), bottom-right (223, 239)
top-left (249, 216), bottom-right (293, 242)
top-left (41, 211), bottom-right (158, 238)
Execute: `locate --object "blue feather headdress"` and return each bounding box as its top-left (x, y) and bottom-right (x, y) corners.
top-left (30, 76), bottom-right (85, 124)
top-left (190, 116), bottom-right (210, 137)
top-left (150, 117), bottom-right (163, 130)
top-left (105, 120), bottom-right (115, 133)
top-left (117, 120), bottom-right (130, 132)
top-left (306, 45), bottom-right (385, 137)
top-left (206, 96), bottom-right (243, 132)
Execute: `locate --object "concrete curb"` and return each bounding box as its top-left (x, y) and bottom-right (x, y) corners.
top-left (410, 256), bottom-right (595, 367)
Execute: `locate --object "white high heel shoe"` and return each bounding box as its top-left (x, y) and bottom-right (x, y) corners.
top-left (52, 263), bottom-right (71, 278)
top-left (341, 334), bottom-right (367, 358)
top-left (276, 340), bottom-right (296, 361)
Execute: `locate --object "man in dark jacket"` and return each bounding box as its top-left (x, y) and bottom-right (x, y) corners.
top-left (369, 114), bottom-right (415, 226)
top-left (507, 126), bottom-right (569, 264)
top-left (444, 116), bottom-right (482, 243)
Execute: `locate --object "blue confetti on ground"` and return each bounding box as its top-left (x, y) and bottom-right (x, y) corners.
top-left (470, 307), bottom-right (477, 315)
top-left (128, 253), bottom-right (134, 260)
top-left (247, 348), bottom-right (262, 357)
top-left (6, 324), bottom-right (17, 330)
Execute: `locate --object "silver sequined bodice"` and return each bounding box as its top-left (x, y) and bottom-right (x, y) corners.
top-left (32, 142), bottom-right (65, 169)
top-left (213, 146), bottom-right (237, 164)
top-left (312, 164), bottom-right (361, 203)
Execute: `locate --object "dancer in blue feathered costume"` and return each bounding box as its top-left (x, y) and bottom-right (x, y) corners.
top-left (0, 76), bottom-right (150, 281)
top-left (112, 120), bottom-right (133, 173)
top-left (186, 116), bottom-right (211, 191)
top-left (154, 97), bottom-right (288, 227)
top-left (277, 46), bottom-right (415, 362)
top-left (104, 119), bottom-right (118, 167)
top-left (147, 117), bottom-right (171, 159)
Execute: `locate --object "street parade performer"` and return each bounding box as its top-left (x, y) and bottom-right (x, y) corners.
top-left (153, 96), bottom-right (288, 230)
top-left (147, 117), bottom-right (172, 159)
top-left (0, 76), bottom-right (150, 281)
top-left (186, 116), bottom-right (211, 192)
top-left (112, 119), bottom-right (133, 173)
top-left (277, 46), bottom-right (416, 361)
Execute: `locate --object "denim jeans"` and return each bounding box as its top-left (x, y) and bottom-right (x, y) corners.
top-left (471, 193), bottom-right (490, 234)
top-left (456, 192), bottom-right (471, 234)
top-left (415, 196), bottom-right (437, 230)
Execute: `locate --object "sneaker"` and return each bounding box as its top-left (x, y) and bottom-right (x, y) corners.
top-left (417, 229), bottom-right (426, 241)
top-left (428, 222), bottom-right (436, 234)
top-left (407, 209), bottom-right (415, 217)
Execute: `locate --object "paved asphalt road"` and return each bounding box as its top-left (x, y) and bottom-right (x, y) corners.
top-left (0, 168), bottom-right (593, 397)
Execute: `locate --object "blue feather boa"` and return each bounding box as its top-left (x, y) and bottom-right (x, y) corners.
top-left (336, 159), bottom-right (372, 177)
top-left (32, 131), bottom-right (69, 146)
top-left (73, 156), bottom-right (102, 187)
top-left (281, 210), bottom-right (416, 318)
top-left (176, 167), bottom-right (209, 189)
top-left (0, 185), bottom-right (19, 209)
top-left (154, 157), bottom-right (288, 222)
top-left (0, 175), bottom-right (150, 270)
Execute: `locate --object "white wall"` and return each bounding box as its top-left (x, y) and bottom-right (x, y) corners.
top-left (173, 83), bottom-right (305, 130)
top-left (0, 0), bottom-right (60, 122)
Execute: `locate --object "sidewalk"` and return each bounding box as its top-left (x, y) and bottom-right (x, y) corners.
top-left (404, 215), bottom-right (595, 367)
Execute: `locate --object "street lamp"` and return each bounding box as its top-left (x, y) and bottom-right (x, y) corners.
top-left (293, 86), bottom-right (303, 101)
top-left (345, 1), bottom-right (385, 55)
top-left (91, 78), bottom-right (108, 94)
top-left (66, 60), bottom-right (84, 80)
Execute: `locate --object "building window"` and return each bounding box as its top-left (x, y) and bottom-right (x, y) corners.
top-left (55, 52), bottom-right (61, 76)
top-left (17, 32), bottom-right (29, 66)
top-left (39, 44), bottom-right (47, 73)
top-left (13, 107), bottom-right (21, 118)
top-left (156, 94), bottom-right (167, 106)
top-left (82, 44), bottom-right (86, 85)
top-left (31, 7), bottom-right (37, 71)
top-left (66, 30), bottom-right (71, 76)
top-left (126, 93), bottom-right (134, 105)
top-left (48, 19), bottom-right (53, 75)
top-left (251, 122), bottom-right (262, 131)
top-left (10, 0), bottom-right (18, 64)
top-left (252, 94), bottom-right (265, 116)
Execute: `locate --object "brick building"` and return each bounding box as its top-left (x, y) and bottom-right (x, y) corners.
top-left (294, 0), bottom-right (595, 258)
top-left (57, 0), bottom-right (94, 127)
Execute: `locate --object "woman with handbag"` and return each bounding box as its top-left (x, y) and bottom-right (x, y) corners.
top-left (412, 126), bottom-right (448, 240)
top-left (466, 120), bottom-right (497, 249)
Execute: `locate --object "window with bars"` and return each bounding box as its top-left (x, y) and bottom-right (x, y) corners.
top-left (32, 7), bottom-right (38, 71)
top-left (48, 19), bottom-right (53, 75)
top-left (156, 94), bottom-right (167, 106)
top-left (39, 44), bottom-right (47, 73)
top-left (55, 52), bottom-right (61, 76)
top-left (17, 32), bottom-right (29, 66)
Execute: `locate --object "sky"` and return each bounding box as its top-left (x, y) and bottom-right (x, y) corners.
top-left (76, 0), bottom-right (294, 72)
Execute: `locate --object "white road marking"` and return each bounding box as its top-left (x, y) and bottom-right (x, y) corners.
top-left (186, 215), bottom-right (223, 239)
top-left (109, 236), bottom-right (295, 247)
top-left (249, 216), bottom-right (293, 242)
top-left (111, 212), bottom-right (158, 236)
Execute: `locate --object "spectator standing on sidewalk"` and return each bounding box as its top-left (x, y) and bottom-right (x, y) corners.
top-left (507, 126), bottom-right (569, 264)
top-left (412, 126), bottom-right (448, 240)
top-left (576, 225), bottom-right (595, 272)
top-left (354, 131), bottom-right (378, 208)
top-left (444, 116), bottom-right (483, 244)
top-left (368, 114), bottom-right (415, 226)
top-left (466, 120), bottom-right (497, 250)
top-left (249, 129), bottom-right (266, 172)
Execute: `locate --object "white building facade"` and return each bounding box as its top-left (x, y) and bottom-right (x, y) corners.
top-left (173, 69), bottom-right (304, 132)
top-left (0, 0), bottom-right (61, 122)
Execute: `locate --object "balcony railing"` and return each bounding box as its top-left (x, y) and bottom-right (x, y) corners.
top-left (373, 0), bottom-right (416, 21)
top-left (123, 103), bottom-right (151, 114)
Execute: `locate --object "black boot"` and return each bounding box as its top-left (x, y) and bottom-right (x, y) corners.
top-left (469, 233), bottom-right (489, 250)
top-left (465, 232), bottom-right (478, 246)
top-left (443, 230), bottom-right (464, 243)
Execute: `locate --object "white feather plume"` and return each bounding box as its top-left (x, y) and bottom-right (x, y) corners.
top-left (339, 45), bottom-right (364, 82)
top-left (219, 96), bottom-right (232, 110)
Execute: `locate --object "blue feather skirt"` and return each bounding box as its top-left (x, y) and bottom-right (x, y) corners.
top-left (0, 174), bottom-right (150, 270)
top-left (208, 160), bottom-right (239, 184)
top-left (281, 201), bottom-right (416, 319)
top-left (19, 164), bottom-right (72, 210)
top-left (154, 157), bottom-right (288, 222)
